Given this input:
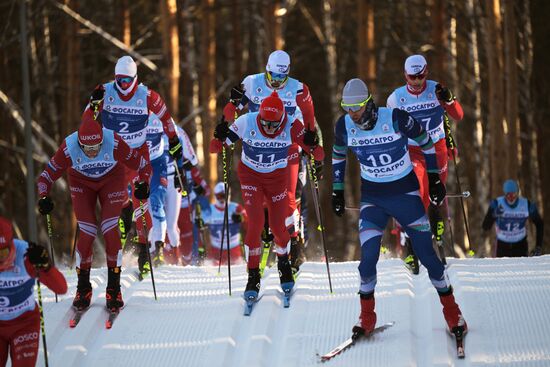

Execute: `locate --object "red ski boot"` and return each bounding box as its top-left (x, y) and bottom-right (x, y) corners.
top-left (352, 292), bottom-right (377, 336)
top-left (439, 288), bottom-right (468, 334)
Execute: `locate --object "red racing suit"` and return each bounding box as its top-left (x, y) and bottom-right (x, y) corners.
top-left (37, 130), bottom-right (151, 269)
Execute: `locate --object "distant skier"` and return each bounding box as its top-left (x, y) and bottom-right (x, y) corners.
top-left (84, 55), bottom-right (183, 276)
top-left (222, 50), bottom-right (322, 272)
top-left (201, 182), bottom-right (247, 265)
top-left (387, 55), bottom-right (464, 270)
top-left (332, 78), bottom-right (467, 338)
top-left (210, 91), bottom-right (323, 301)
top-left (0, 216), bottom-right (67, 367)
top-left (37, 115), bottom-right (151, 312)
top-left (482, 179), bottom-right (544, 257)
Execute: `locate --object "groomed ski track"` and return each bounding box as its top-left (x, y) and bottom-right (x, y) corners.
top-left (31, 256), bottom-right (550, 367)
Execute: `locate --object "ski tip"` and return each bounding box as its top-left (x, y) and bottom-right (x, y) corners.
top-left (69, 320), bottom-right (77, 328)
top-left (105, 321), bottom-right (112, 329)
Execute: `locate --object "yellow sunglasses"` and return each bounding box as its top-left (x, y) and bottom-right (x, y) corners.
top-left (340, 95), bottom-right (372, 112)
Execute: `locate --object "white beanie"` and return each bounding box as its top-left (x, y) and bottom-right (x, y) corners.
top-left (214, 182), bottom-right (225, 195)
top-left (115, 56), bottom-right (137, 77)
top-left (404, 55), bottom-right (427, 75)
top-left (266, 50), bottom-right (291, 74)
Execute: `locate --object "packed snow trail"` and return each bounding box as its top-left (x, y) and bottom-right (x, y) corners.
top-left (27, 256), bottom-right (550, 367)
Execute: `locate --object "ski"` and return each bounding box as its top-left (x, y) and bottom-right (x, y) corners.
top-left (319, 322), bottom-right (395, 362)
top-left (243, 295), bottom-right (259, 316)
top-left (69, 308), bottom-right (88, 328)
top-left (105, 308), bottom-right (120, 329)
top-left (452, 327), bottom-right (467, 359)
top-left (282, 286), bottom-right (295, 308)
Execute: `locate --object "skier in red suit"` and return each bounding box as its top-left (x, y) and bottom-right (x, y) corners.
top-left (37, 115), bottom-right (151, 312)
top-left (0, 216), bottom-right (67, 367)
top-left (210, 91), bottom-right (324, 302)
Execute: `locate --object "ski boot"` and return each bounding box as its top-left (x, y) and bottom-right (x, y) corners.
top-left (438, 287), bottom-right (468, 335)
top-left (352, 292), bottom-right (376, 336)
top-left (73, 267), bottom-right (92, 310)
top-left (289, 236), bottom-right (306, 275)
top-left (137, 243), bottom-right (151, 279)
top-left (277, 254), bottom-right (295, 294)
top-left (244, 268), bottom-right (261, 301)
top-left (153, 241), bottom-right (165, 267)
top-left (106, 266), bottom-right (124, 310)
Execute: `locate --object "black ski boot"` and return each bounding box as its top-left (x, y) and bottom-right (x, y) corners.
top-left (153, 241), bottom-right (165, 267)
top-left (278, 254), bottom-right (295, 293)
top-left (290, 236), bottom-right (305, 274)
top-left (138, 243), bottom-right (151, 278)
top-left (73, 267), bottom-right (92, 310)
top-left (106, 266), bottom-right (124, 310)
top-left (244, 268), bottom-right (261, 300)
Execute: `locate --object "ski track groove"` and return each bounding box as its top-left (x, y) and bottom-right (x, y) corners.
top-left (31, 256), bottom-right (550, 367)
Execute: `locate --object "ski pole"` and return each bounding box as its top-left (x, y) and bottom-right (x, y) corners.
top-left (138, 200), bottom-right (157, 300)
top-left (70, 224), bottom-right (79, 270)
top-left (219, 145), bottom-right (232, 295)
top-left (35, 275), bottom-right (49, 367)
top-left (447, 191), bottom-right (471, 199)
top-left (195, 201), bottom-right (207, 264)
top-left (306, 156), bottom-right (333, 293)
top-left (44, 214), bottom-right (58, 303)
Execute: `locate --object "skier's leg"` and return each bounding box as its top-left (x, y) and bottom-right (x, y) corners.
top-left (148, 157), bottom-right (168, 266)
top-left (7, 308), bottom-right (40, 367)
top-left (409, 146), bottom-right (430, 210)
top-left (178, 204), bottom-right (193, 265)
top-left (164, 176), bottom-right (181, 264)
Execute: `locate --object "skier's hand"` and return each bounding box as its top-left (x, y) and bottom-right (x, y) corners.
top-left (89, 85), bottom-right (105, 119)
top-left (192, 183), bottom-right (205, 196)
top-left (447, 147), bottom-right (458, 160)
top-left (26, 242), bottom-right (51, 271)
top-left (313, 160), bottom-right (324, 180)
top-left (229, 85), bottom-right (244, 106)
top-left (435, 84), bottom-right (455, 104)
top-left (182, 159), bottom-right (194, 171)
top-left (174, 168), bottom-right (187, 192)
top-left (303, 129), bottom-right (319, 147)
top-left (134, 181), bottom-right (150, 200)
top-left (428, 172), bottom-right (446, 206)
top-left (531, 246), bottom-right (543, 257)
top-left (332, 190), bottom-right (345, 217)
top-left (214, 117), bottom-right (230, 141)
top-left (231, 213), bottom-right (243, 223)
top-left (38, 196), bottom-right (54, 215)
top-left (194, 217), bottom-right (205, 228)
top-left (168, 136), bottom-right (183, 160)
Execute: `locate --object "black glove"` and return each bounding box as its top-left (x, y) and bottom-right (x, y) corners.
top-left (231, 213), bottom-right (242, 223)
top-left (313, 160), bottom-right (324, 180)
top-left (332, 190), bottom-right (345, 217)
top-left (428, 172), bottom-right (446, 206)
top-left (182, 159), bottom-right (194, 171)
top-left (174, 168), bottom-right (187, 192)
top-left (214, 118), bottom-right (230, 141)
top-left (531, 246), bottom-right (543, 257)
top-left (90, 86), bottom-right (105, 110)
top-left (303, 129), bottom-right (319, 147)
top-left (192, 183), bottom-right (205, 196)
top-left (26, 242), bottom-right (51, 271)
top-left (229, 85), bottom-right (244, 106)
top-left (38, 196), bottom-right (54, 215)
top-left (168, 136), bottom-right (183, 160)
top-left (134, 181), bottom-right (150, 200)
top-left (435, 84), bottom-right (455, 103)
top-left (194, 216), bottom-right (205, 228)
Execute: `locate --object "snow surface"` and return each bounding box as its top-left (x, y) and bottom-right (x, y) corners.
top-left (26, 256), bottom-right (550, 367)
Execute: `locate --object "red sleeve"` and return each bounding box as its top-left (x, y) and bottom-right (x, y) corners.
top-left (147, 89), bottom-right (177, 139)
top-left (24, 258), bottom-right (68, 295)
top-left (37, 141), bottom-right (72, 197)
top-left (209, 138), bottom-right (223, 153)
top-left (296, 83), bottom-right (315, 131)
top-left (290, 119), bottom-right (325, 161)
top-left (190, 167), bottom-right (210, 196)
top-left (443, 99), bottom-right (464, 121)
top-left (236, 204), bottom-right (247, 224)
top-left (223, 102), bottom-right (237, 122)
top-left (113, 134), bottom-right (152, 182)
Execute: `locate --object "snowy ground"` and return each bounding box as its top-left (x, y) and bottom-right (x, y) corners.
top-left (26, 256), bottom-right (550, 367)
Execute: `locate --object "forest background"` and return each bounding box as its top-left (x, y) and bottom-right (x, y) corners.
top-left (1, 0), bottom-right (549, 263)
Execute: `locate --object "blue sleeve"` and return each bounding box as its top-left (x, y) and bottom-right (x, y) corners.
top-left (528, 201), bottom-right (544, 247)
top-left (393, 109), bottom-right (438, 173)
top-left (332, 115), bottom-right (348, 191)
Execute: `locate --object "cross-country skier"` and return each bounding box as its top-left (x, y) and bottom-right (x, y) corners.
top-left (84, 55), bottom-right (183, 276)
top-left (210, 91), bottom-right (324, 301)
top-left (37, 115), bottom-right (151, 312)
top-left (387, 55), bottom-right (464, 271)
top-left (482, 179), bottom-right (544, 257)
top-left (332, 78), bottom-right (467, 338)
top-left (201, 182), bottom-right (247, 265)
top-left (222, 50), bottom-right (322, 272)
top-left (0, 216), bottom-right (67, 367)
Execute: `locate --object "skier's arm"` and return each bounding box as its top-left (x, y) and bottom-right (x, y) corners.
top-left (236, 203), bottom-right (248, 227)
top-left (393, 109), bottom-right (438, 173)
top-left (290, 119), bottom-right (324, 161)
top-left (386, 92), bottom-right (397, 109)
top-left (210, 115), bottom-right (244, 153)
top-left (147, 89), bottom-right (177, 140)
top-left (332, 115), bottom-right (348, 191)
top-left (223, 77), bottom-right (251, 122)
top-left (528, 201), bottom-right (544, 248)
top-left (113, 134), bottom-right (152, 182)
top-left (482, 200), bottom-right (497, 231)
top-left (296, 83), bottom-right (315, 131)
top-left (37, 141), bottom-right (72, 197)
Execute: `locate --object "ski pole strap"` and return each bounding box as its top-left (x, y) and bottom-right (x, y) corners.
top-left (443, 113), bottom-right (457, 150)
